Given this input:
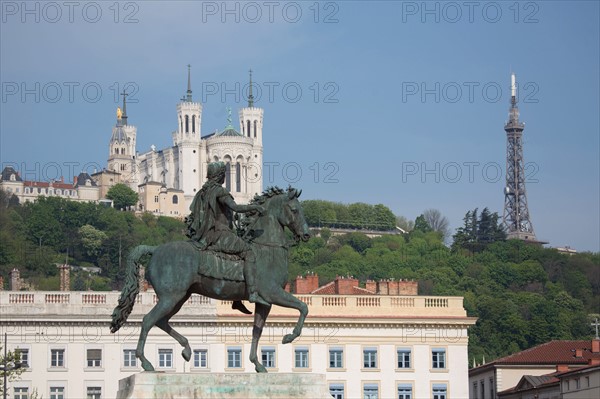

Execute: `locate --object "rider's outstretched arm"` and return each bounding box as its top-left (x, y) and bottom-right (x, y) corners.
top-left (221, 196), bottom-right (263, 214)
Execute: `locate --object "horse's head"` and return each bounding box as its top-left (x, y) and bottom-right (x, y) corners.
top-left (280, 188), bottom-right (311, 242)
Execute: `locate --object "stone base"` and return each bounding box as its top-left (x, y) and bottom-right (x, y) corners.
top-left (116, 372), bottom-right (333, 399)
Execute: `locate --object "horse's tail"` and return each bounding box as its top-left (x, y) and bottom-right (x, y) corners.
top-left (110, 245), bottom-right (157, 333)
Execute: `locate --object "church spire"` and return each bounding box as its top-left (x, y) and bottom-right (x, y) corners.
top-left (121, 90), bottom-right (128, 126)
top-left (186, 64), bottom-right (193, 102)
top-left (248, 69), bottom-right (254, 108)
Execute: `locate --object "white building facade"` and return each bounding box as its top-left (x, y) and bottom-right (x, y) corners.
top-left (102, 68), bottom-right (264, 212)
top-left (1, 291), bottom-right (475, 399)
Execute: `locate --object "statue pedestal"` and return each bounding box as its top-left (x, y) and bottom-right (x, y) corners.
top-left (116, 372), bottom-right (333, 399)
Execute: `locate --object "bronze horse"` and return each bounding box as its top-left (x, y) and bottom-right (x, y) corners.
top-left (110, 187), bottom-right (310, 372)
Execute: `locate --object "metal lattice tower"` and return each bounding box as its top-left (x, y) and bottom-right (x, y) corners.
top-left (502, 73), bottom-right (537, 241)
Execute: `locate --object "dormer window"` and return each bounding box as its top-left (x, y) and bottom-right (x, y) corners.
top-left (10, 174), bottom-right (16, 181)
top-left (86, 179), bottom-right (92, 186)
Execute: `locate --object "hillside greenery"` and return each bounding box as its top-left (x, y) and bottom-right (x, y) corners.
top-left (0, 190), bottom-right (598, 363)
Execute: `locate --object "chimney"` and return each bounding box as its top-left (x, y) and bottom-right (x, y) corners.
top-left (334, 276), bottom-right (358, 295)
top-left (556, 364), bottom-right (569, 372)
top-left (388, 279), bottom-right (399, 295)
top-left (365, 280), bottom-right (377, 293)
top-left (592, 339), bottom-right (599, 354)
top-left (284, 282), bottom-right (291, 293)
top-left (58, 264), bottom-right (70, 291)
top-left (378, 279), bottom-right (389, 295)
top-left (399, 279), bottom-right (418, 295)
top-left (9, 268), bottom-right (21, 291)
top-left (589, 358), bottom-right (600, 366)
top-left (295, 274), bottom-right (319, 294)
top-left (574, 349), bottom-right (583, 358)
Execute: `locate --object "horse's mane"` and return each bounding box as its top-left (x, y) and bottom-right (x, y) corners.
top-left (238, 186), bottom-right (296, 240)
top-left (249, 186), bottom-right (287, 205)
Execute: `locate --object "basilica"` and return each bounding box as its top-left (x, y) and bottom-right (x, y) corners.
top-left (93, 67), bottom-right (264, 216)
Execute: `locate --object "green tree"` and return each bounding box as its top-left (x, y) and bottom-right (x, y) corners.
top-left (0, 346), bottom-right (26, 397)
top-left (106, 183), bottom-right (139, 210)
top-left (413, 215), bottom-right (432, 233)
top-left (79, 224), bottom-right (108, 258)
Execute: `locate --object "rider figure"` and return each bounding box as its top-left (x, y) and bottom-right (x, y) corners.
top-left (186, 162), bottom-right (269, 307)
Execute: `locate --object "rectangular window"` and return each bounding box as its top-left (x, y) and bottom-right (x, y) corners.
top-left (472, 382), bottom-right (478, 399)
top-left (123, 349), bottom-right (137, 368)
top-left (154, 195), bottom-right (159, 203)
top-left (87, 386), bottom-right (101, 399)
top-left (227, 347), bottom-right (242, 368)
top-left (50, 387), bottom-right (65, 399)
top-left (193, 349), bottom-right (208, 368)
top-left (158, 349), bottom-right (173, 368)
top-left (329, 384), bottom-right (344, 399)
top-left (398, 384), bottom-right (412, 399)
top-left (480, 380), bottom-right (485, 399)
top-left (433, 384), bottom-right (447, 399)
top-left (295, 348), bottom-right (309, 368)
top-left (14, 387), bottom-right (29, 399)
top-left (489, 378), bottom-right (494, 399)
top-left (329, 348), bottom-right (343, 368)
top-left (397, 349), bottom-right (411, 369)
top-left (432, 348), bottom-right (446, 369)
top-left (51, 349), bottom-right (65, 367)
top-left (261, 347), bottom-right (276, 368)
top-left (15, 349), bottom-right (29, 368)
top-left (363, 348), bottom-right (378, 368)
top-left (363, 384), bottom-right (379, 399)
top-left (87, 349), bottom-right (102, 367)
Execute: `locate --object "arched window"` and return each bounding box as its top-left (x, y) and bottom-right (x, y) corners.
top-left (254, 120), bottom-right (257, 138)
top-left (235, 162), bottom-right (241, 192)
top-left (121, 148), bottom-right (125, 155)
top-left (115, 148), bottom-right (118, 154)
top-left (172, 195), bottom-right (178, 204)
top-left (225, 162), bottom-right (231, 191)
top-left (180, 116), bottom-right (183, 133)
top-left (9, 174), bottom-right (15, 181)
top-left (192, 115), bottom-right (196, 133)
top-left (247, 120), bottom-right (251, 137)
top-left (185, 115), bottom-right (189, 133)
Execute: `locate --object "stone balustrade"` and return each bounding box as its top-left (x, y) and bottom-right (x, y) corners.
top-left (0, 291), bottom-right (467, 320)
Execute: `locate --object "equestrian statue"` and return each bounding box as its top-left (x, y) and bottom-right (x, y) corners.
top-left (110, 162), bottom-right (311, 373)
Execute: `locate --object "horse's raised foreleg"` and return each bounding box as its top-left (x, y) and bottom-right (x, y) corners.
top-left (265, 288), bottom-right (308, 344)
top-left (136, 297), bottom-right (179, 371)
top-left (250, 303), bottom-right (272, 373)
top-left (156, 293), bottom-right (192, 362)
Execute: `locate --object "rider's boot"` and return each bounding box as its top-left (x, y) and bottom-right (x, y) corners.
top-left (232, 300), bottom-right (252, 314)
top-left (244, 261), bottom-right (270, 306)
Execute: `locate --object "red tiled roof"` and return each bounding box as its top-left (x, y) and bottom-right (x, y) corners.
top-left (24, 181), bottom-right (74, 189)
top-left (492, 340), bottom-right (600, 365)
top-left (311, 281), bottom-right (335, 295)
top-left (353, 286), bottom-right (375, 295)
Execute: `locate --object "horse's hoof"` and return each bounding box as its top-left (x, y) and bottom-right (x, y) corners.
top-left (182, 347), bottom-right (192, 362)
top-left (255, 364), bottom-right (268, 373)
top-left (282, 334), bottom-right (296, 344)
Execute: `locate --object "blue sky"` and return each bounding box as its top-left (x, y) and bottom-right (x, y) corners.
top-left (1, 1), bottom-right (599, 251)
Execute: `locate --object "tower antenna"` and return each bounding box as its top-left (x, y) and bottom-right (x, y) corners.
top-left (248, 69), bottom-right (254, 108)
top-left (502, 73), bottom-right (542, 243)
top-left (186, 64), bottom-right (193, 102)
